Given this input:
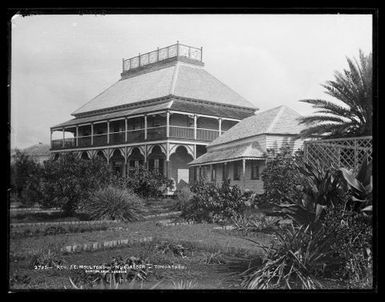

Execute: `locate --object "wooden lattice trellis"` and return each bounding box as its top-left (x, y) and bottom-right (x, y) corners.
top-left (303, 136), bottom-right (372, 173)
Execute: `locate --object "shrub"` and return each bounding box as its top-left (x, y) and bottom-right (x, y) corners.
top-left (124, 166), bottom-right (173, 199)
top-left (340, 155), bottom-right (372, 215)
top-left (174, 187), bottom-right (194, 211)
top-left (10, 150), bottom-right (43, 206)
top-left (321, 204), bottom-right (372, 288)
top-left (40, 153), bottom-right (113, 216)
top-left (81, 186), bottom-right (145, 222)
top-left (234, 225), bottom-right (338, 289)
top-left (260, 145), bottom-right (305, 206)
top-left (182, 180), bottom-right (251, 223)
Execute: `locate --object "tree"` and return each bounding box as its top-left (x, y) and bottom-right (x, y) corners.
top-left (10, 150), bottom-right (43, 206)
top-left (40, 153), bottom-right (112, 216)
top-left (298, 50), bottom-right (372, 138)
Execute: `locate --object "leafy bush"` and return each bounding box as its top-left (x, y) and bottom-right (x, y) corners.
top-left (174, 187), bottom-right (194, 211)
top-left (124, 166), bottom-right (173, 199)
top-left (340, 155), bottom-right (372, 215)
top-left (81, 186), bottom-right (145, 222)
top-left (10, 150), bottom-right (43, 206)
top-left (269, 158), bottom-right (345, 231)
top-left (181, 180), bottom-right (251, 223)
top-left (234, 225), bottom-right (339, 289)
top-left (259, 146), bottom-right (305, 206)
top-left (40, 153), bottom-right (113, 216)
top-left (321, 204), bottom-right (372, 288)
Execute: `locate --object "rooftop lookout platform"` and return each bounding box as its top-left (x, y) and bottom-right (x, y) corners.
top-left (121, 42), bottom-right (203, 78)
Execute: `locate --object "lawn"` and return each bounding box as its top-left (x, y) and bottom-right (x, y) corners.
top-left (9, 217), bottom-right (273, 290)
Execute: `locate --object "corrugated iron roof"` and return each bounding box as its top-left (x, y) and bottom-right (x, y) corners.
top-left (209, 105), bottom-right (305, 147)
top-left (71, 60), bottom-right (256, 116)
top-left (52, 101), bottom-right (172, 129)
top-left (189, 142), bottom-right (265, 166)
top-left (170, 100), bottom-right (254, 120)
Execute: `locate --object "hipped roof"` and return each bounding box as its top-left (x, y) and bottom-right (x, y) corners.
top-left (72, 60), bottom-right (256, 116)
top-left (209, 105), bottom-right (305, 147)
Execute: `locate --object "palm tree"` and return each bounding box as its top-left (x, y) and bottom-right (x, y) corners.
top-left (298, 50), bottom-right (372, 138)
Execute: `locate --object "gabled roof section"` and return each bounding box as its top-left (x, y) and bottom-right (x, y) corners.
top-left (189, 142), bottom-right (265, 166)
top-left (209, 105), bottom-right (305, 147)
top-left (72, 59), bottom-right (256, 116)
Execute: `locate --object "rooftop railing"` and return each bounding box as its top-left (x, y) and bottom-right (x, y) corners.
top-left (122, 42), bottom-right (203, 73)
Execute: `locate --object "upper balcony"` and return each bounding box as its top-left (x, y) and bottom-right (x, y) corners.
top-left (50, 111), bottom-right (238, 151)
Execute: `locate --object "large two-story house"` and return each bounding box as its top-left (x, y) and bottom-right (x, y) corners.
top-left (50, 42), bottom-right (257, 188)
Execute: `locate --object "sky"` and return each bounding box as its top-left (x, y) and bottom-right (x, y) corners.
top-left (10, 14), bottom-right (372, 149)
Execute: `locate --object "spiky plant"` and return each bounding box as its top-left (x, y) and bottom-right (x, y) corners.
top-left (172, 280), bottom-right (198, 289)
top-left (224, 225), bottom-right (338, 289)
top-left (81, 186), bottom-right (145, 222)
top-left (298, 50), bottom-right (372, 138)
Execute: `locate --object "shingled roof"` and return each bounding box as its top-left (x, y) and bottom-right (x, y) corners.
top-left (209, 105), bottom-right (305, 147)
top-left (72, 60), bottom-right (256, 116)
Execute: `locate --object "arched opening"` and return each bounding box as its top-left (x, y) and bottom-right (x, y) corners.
top-left (110, 149), bottom-right (125, 177)
top-left (170, 145), bottom-right (194, 190)
top-left (96, 150), bottom-right (107, 162)
top-left (127, 147), bottom-right (145, 175)
top-left (81, 151), bottom-right (89, 160)
top-left (148, 145), bottom-right (166, 175)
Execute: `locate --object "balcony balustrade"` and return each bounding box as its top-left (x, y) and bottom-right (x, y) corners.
top-left (126, 129), bottom-right (145, 143)
top-left (169, 126), bottom-right (194, 139)
top-left (93, 133), bottom-right (108, 146)
top-left (109, 131), bottom-right (125, 145)
top-left (78, 136), bottom-right (91, 147)
top-left (147, 126), bottom-right (166, 141)
top-left (51, 125), bottom-right (223, 150)
top-left (197, 128), bottom-right (219, 141)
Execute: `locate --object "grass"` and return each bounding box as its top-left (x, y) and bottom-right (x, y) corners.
top-left (9, 239), bottom-right (247, 290)
top-left (10, 220), bottom-right (272, 257)
top-left (9, 213), bottom-right (274, 290)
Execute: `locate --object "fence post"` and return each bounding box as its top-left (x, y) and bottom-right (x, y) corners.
top-left (354, 139), bottom-right (358, 173)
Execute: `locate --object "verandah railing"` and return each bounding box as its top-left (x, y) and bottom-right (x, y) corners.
top-left (51, 125), bottom-right (220, 149)
top-left (303, 136), bottom-right (372, 173)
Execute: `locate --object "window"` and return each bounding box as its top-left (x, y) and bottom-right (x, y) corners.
top-left (233, 162), bottom-right (242, 181)
top-left (211, 165), bottom-right (216, 181)
top-left (222, 163), bottom-right (228, 181)
top-left (251, 162), bottom-right (260, 180)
